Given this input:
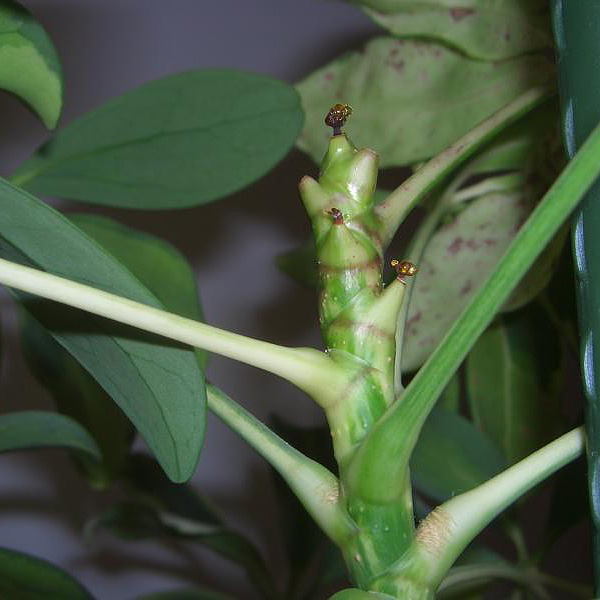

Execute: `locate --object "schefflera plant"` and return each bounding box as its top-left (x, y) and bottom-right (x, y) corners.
top-left (1, 87), bottom-right (600, 597)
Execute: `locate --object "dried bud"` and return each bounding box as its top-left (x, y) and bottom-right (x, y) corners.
top-left (325, 103), bottom-right (353, 135)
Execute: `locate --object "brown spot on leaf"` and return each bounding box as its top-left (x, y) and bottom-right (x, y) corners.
top-left (483, 238), bottom-right (497, 247)
top-left (460, 280), bottom-right (473, 296)
top-left (466, 239), bottom-right (479, 250)
top-left (449, 7), bottom-right (476, 21)
top-left (407, 311), bottom-right (422, 327)
top-left (448, 237), bottom-right (464, 255)
top-left (505, 29), bottom-right (511, 42)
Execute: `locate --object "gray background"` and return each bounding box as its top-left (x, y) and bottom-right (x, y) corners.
top-left (0, 2), bottom-right (379, 599)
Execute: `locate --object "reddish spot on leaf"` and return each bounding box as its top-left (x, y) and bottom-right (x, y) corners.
top-left (407, 311), bottom-right (422, 327)
top-left (466, 239), bottom-right (479, 250)
top-left (460, 280), bottom-right (473, 296)
top-left (448, 237), bottom-right (464, 255)
top-left (483, 238), bottom-right (497, 247)
top-left (324, 72), bottom-right (334, 82)
top-left (449, 7), bottom-right (476, 21)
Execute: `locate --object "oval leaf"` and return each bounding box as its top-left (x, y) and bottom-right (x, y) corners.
top-left (349, 0), bottom-right (551, 60)
top-left (411, 407), bottom-right (505, 502)
top-left (0, 0), bottom-right (62, 128)
top-left (20, 311), bottom-right (135, 488)
top-left (0, 546), bottom-right (93, 599)
top-left (12, 69), bottom-right (303, 208)
top-left (296, 37), bottom-right (553, 167)
top-left (402, 187), bottom-right (536, 372)
top-left (0, 176), bottom-right (205, 482)
top-left (0, 410), bottom-right (100, 459)
top-left (466, 307), bottom-right (564, 464)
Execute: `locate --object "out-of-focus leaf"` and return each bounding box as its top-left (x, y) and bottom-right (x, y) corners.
top-left (0, 1), bottom-right (62, 128)
top-left (410, 407), bottom-right (505, 502)
top-left (466, 307), bottom-right (564, 464)
top-left (20, 312), bottom-right (134, 488)
top-left (12, 69), bottom-right (303, 209)
top-left (438, 371), bottom-right (460, 412)
top-left (276, 241), bottom-right (318, 289)
top-left (543, 456), bottom-right (589, 553)
top-left (0, 546), bottom-right (93, 599)
top-left (296, 37), bottom-right (552, 167)
top-left (402, 187), bottom-right (537, 372)
top-left (0, 410), bottom-right (100, 459)
top-left (136, 590), bottom-right (232, 600)
top-left (268, 416), bottom-right (341, 599)
top-left (0, 176), bottom-right (205, 483)
top-left (347, 0), bottom-right (551, 60)
top-left (104, 453), bottom-right (275, 599)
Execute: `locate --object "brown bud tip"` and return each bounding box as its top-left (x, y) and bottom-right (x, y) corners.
top-left (325, 103), bottom-right (353, 135)
top-left (328, 207), bottom-right (344, 225)
top-left (391, 259), bottom-right (418, 280)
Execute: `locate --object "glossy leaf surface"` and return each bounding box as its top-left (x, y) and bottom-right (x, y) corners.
top-left (348, 0), bottom-right (551, 60)
top-left (410, 407), bottom-right (505, 502)
top-left (0, 0), bottom-right (62, 127)
top-left (466, 308), bottom-right (563, 464)
top-left (12, 69), bottom-right (303, 208)
top-left (0, 176), bottom-right (205, 482)
top-left (0, 546), bottom-right (93, 599)
top-left (296, 37), bottom-right (552, 167)
top-left (0, 410), bottom-right (100, 459)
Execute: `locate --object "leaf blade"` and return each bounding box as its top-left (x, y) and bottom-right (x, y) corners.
top-left (0, 546), bottom-right (94, 599)
top-left (12, 69), bottom-right (303, 208)
top-left (0, 0), bottom-right (62, 128)
top-left (296, 37), bottom-right (553, 167)
top-left (0, 176), bottom-right (205, 482)
top-left (0, 410), bottom-right (100, 459)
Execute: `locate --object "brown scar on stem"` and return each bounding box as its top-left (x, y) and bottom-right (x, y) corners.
top-left (416, 506), bottom-right (455, 557)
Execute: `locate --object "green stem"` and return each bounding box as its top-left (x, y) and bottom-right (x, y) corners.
top-left (393, 195), bottom-right (450, 394)
top-left (0, 257), bottom-right (347, 404)
top-left (375, 86), bottom-right (551, 247)
top-left (415, 427), bottom-right (585, 588)
top-left (206, 384), bottom-right (353, 545)
top-left (346, 117), bottom-right (600, 504)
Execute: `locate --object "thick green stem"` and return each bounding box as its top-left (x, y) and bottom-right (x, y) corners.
top-left (0, 257), bottom-right (348, 404)
top-left (412, 427), bottom-right (585, 589)
top-left (206, 384), bottom-right (353, 545)
top-left (375, 87), bottom-right (551, 247)
top-left (347, 116), bottom-right (600, 505)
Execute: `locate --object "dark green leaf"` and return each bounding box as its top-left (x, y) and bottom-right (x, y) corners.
top-left (438, 371), bottom-right (460, 412)
top-left (0, 0), bottom-right (62, 128)
top-left (12, 69), bottom-right (303, 209)
top-left (112, 453), bottom-right (274, 599)
top-left (410, 407), bottom-right (505, 502)
top-left (347, 0), bottom-right (551, 60)
top-left (0, 176), bottom-right (205, 482)
top-left (20, 312), bottom-right (135, 488)
top-left (276, 241), bottom-right (318, 289)
top-left (0, 410), bottom-right (100, 459)
top-left (296, 37), bottom-right (553, 167)
top-left (71, 214), bottom-right (207, 369)
top-left (466, 307), bottom-right (564, 464)
top-left (0, 546), bottom-right (93, 599)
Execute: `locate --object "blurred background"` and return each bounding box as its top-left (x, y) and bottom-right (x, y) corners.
top-left (0, 2), bottom-right (380, 598)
